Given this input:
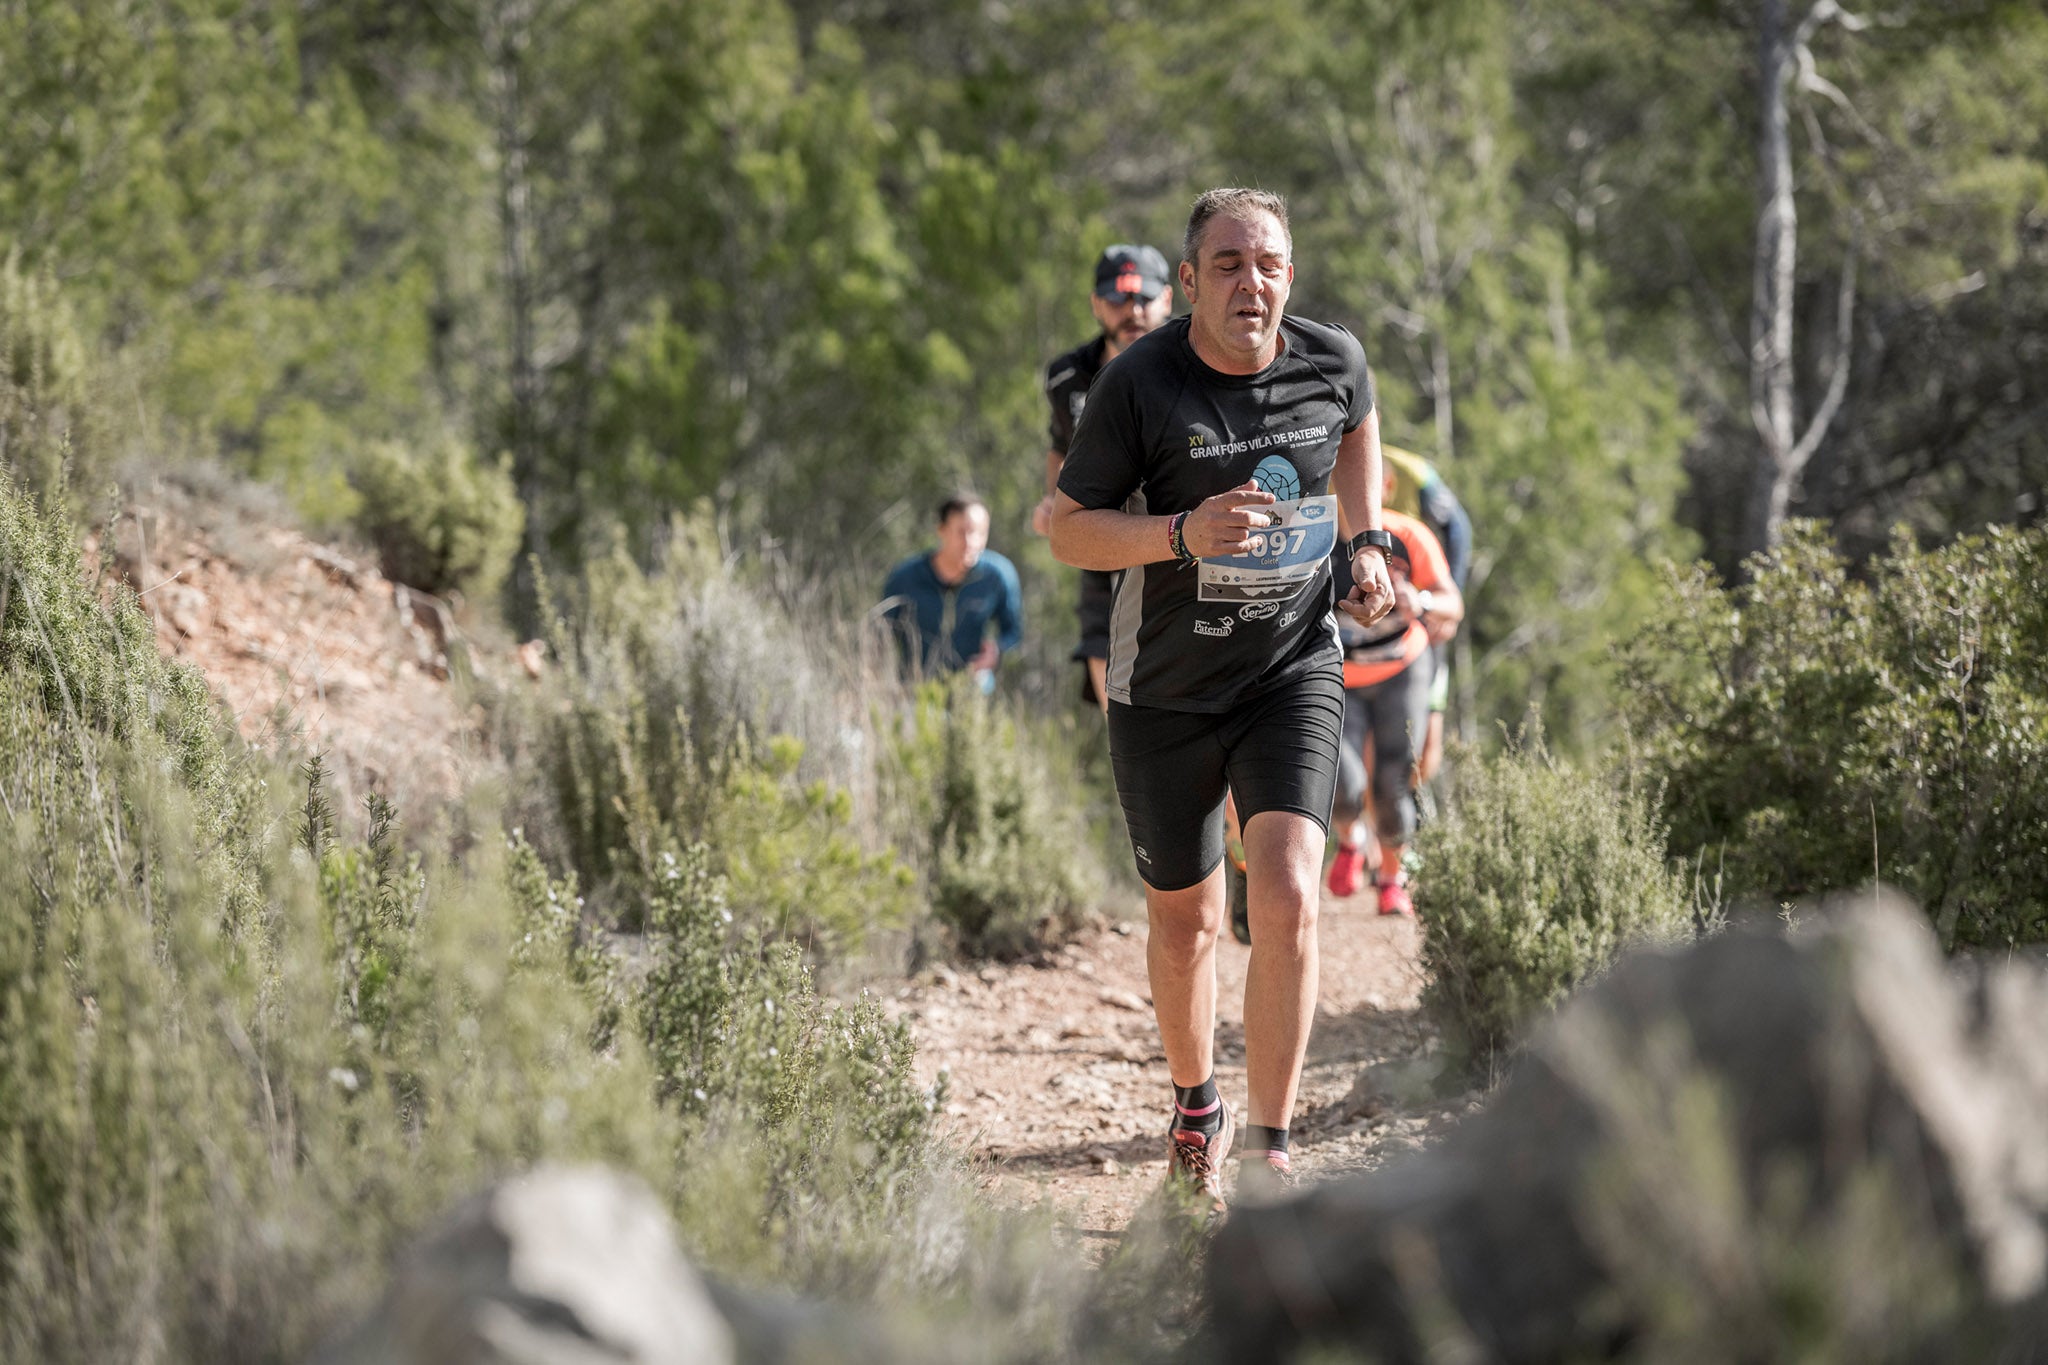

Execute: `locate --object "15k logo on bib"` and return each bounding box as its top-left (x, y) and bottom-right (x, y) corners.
top-left (1197, 494), bottom-right (1337, 603)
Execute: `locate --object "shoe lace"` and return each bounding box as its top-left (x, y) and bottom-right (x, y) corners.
top-left (1171, 1131), bottom-right (1218, 1182)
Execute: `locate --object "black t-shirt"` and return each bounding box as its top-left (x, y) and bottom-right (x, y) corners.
top-left (1057, 315), bottom-right (1375, 713)
top-left (1045, 336), bottom-right (1108, 455)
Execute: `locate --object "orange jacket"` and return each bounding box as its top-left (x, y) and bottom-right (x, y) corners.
top-left (1340, 510), bottom-right (1449, 690)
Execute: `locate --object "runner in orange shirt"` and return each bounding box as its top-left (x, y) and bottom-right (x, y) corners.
top-left (1325, 507), bottom-right (1462, 915)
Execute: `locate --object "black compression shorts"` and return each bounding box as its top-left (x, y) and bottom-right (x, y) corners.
top-left (1107, 666), bottom-right (1345, 891)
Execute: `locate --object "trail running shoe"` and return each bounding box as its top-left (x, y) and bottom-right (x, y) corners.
top-left (1325, 842), bottom-right (1367, 898)
top-left (1378, 878), bottom-right (1414, 917)
top-left (1168, 1099), bottom-right (1235, 1213)
top-left (1227, 858), bottom-right (1251, 946)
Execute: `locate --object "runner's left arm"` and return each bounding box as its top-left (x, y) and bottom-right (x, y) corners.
top-left (1332, 411), bottom-right (1395, 626)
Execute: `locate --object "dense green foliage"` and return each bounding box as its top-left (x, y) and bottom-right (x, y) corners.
top-left (348, 434), bottom-right (525, 601)
top-left (0, 476), bottom-right (674, 1358)
top-left (21, 0), bottom-right (2040, 743)
top-left (1620, 522), bottom-right (2048, 948)
top-left (880, 680), bottom-right (1098, 959)
top-left (1, 472), bottom-right (1153, 1357)
top-left (1416, 734), bottom-right (1696, 1064)
top-left (495, 513), bottom-right (1102, 956)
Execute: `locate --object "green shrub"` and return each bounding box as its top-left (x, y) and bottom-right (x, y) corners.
top-left (501, 527), bottom-right (915, 951)
top-left (0, 476), bottom-right (675, 1361)
top-left (349, 434), bottom-right (524, 601)
top-left (1619, 523), bottom-right (2048, 948)
top-left (881, 678), bottom-right (1098, 959)
top-left (1417, 733), bottom-right (1694, 1065)
top-left (0, 253), bottom-right (104, 505)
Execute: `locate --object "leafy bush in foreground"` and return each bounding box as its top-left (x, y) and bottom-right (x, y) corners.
top-left (1619, 523), bottom-right (2048, 948)
top-left (498, 515), bottom-right (1103, 960)
top-left (1417, 734), bottom-right (1694, 1065)
top-left (0, 477), bottom-right (959, 1358)
top-left (880, 678), bottom-right (1097, 959)
top-left (1, 477), bottom-right (673, 1361)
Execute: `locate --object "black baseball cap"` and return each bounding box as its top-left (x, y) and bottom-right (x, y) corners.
top-left (1093, 244), bottom-right (1172, 303)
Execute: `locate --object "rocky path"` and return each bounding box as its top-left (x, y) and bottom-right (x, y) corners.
top-left (889, 888), bottom-right (1479, 1242)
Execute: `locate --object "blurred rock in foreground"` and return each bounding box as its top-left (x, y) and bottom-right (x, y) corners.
top-left (315, 1164), bottom-right (733, 1365)
top-left (1204, 895), bottom-right (2048, 1362)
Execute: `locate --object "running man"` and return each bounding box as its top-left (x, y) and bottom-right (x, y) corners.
top-left (1049, 188), bottom-right (1397, 1204)
top-left (1034, 244), bottom-right (1177, 710)
top-left (1325, 504), bottom-right (1463, 913)
top-left (879, 492), bottom-right (1023, 692)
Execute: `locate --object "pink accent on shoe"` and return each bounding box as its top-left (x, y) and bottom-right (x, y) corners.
top-left (1174, 1097), bottom-right (1221, 1118)
top-left (1377, 878), bottom-right (1414, 917)
top-left (1325, 842), bottom-right (1367, 898)
top-left (1168, 1101), bottom-right (1234, 1212)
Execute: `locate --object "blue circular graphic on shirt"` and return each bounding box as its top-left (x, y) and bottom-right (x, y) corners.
top-left (1252, 454), bottom-right (1302, 502)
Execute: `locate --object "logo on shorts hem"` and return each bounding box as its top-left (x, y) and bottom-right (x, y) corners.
top-left (1134, 844), bottom-right (1152, 863)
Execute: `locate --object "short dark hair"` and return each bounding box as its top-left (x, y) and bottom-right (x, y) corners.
top-left (1181, 187), bottom-right (1292, 268)
top-left (937, 491), bottom-right (986, 524)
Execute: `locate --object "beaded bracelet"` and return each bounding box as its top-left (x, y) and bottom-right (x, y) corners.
top-left (1168, 511), bottom-right (1195, 562)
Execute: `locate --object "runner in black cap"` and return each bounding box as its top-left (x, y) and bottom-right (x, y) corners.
top-left (1034, 244), bottom-right (1176, 710)
top-left (1050, 189), bottom-right (1397, 1207)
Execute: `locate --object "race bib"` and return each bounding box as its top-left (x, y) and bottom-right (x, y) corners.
top-left (1197, 495), bottom-right (1337, 603)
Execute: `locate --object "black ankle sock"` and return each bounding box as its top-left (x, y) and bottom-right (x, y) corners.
top-left (1171, 1075), bottom-right (1222, 1135)
top-left (1244, 1124), bottom-right (1290, 1161)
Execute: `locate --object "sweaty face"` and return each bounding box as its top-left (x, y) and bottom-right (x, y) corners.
top-left (1179, 210), bottom-right (1293, 372)
top-left (937, 504), bottom-right (990, 570)
top-left (1090, 288), bottom-right (1173, 353)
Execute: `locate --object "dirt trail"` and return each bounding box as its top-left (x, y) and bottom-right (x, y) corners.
top-left (890, 889), bottom-right (1475, 1239)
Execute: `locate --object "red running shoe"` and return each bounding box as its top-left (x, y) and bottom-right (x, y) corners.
top-left (1377, 878), bottom-right (1414, 917)
top-left (1325, 842), bottom-right (1367, 898)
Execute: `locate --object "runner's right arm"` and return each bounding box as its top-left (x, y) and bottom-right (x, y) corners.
top-left (1049, 484), bottom-right (1277, 571)
top-left (1048, 360), bottom-right (1276, 570)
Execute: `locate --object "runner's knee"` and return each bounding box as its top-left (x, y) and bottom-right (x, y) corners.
top-left (1148, 885), bottom-right (1223, 957)
top-left (1248, 879), bottom-right (1318, 951)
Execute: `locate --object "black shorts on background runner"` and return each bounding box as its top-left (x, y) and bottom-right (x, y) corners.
top-left (1048, 338), bottom-right (1118, 683)
top-left (1108, 667), bottom-right (1345, 890)
top-left (1073, 567), bottom-right (1114, 658)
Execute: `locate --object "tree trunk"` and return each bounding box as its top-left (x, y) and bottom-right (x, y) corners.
top-left (1746, 0), bottom-right (1799, 561)
top-left (1744, 0), bottom-right (1859, 566)
top-left (487, 0), bottom-right (543, 569)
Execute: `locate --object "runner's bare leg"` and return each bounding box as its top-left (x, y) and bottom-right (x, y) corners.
top-left (1240, 810), bottom-right (1323, 1129)
top-left (1145, 868), bottom-right (1225, 1088)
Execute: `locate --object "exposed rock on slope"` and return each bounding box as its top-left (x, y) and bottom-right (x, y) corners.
top-left (1204, 895), bottom-right (2048, 1363)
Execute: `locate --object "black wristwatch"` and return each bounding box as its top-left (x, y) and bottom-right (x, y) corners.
top-left (1347, 528), bottom-right (1404, 564)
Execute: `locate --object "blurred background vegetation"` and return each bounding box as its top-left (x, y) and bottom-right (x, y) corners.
top-left (11, 0), bottom-right (2041, 743)
top-left (5, 0), bottom-right (2048, 1357)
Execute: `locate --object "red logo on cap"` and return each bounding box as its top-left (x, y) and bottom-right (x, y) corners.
top-left (1116, 267), bottom-right (1142, 295)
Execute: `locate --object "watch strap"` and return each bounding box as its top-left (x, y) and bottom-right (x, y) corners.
top-left (1347, 528), bottom-right (1408, 565)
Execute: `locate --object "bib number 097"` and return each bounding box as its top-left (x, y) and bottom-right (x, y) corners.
top-left (1246, 528), bottom-right (1309, 560)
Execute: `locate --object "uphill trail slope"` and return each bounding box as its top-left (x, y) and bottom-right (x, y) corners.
top-left (99, 475), bottom-right (1471, 1241)
top-left (889, 891), bottom-right (1476, 1242)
